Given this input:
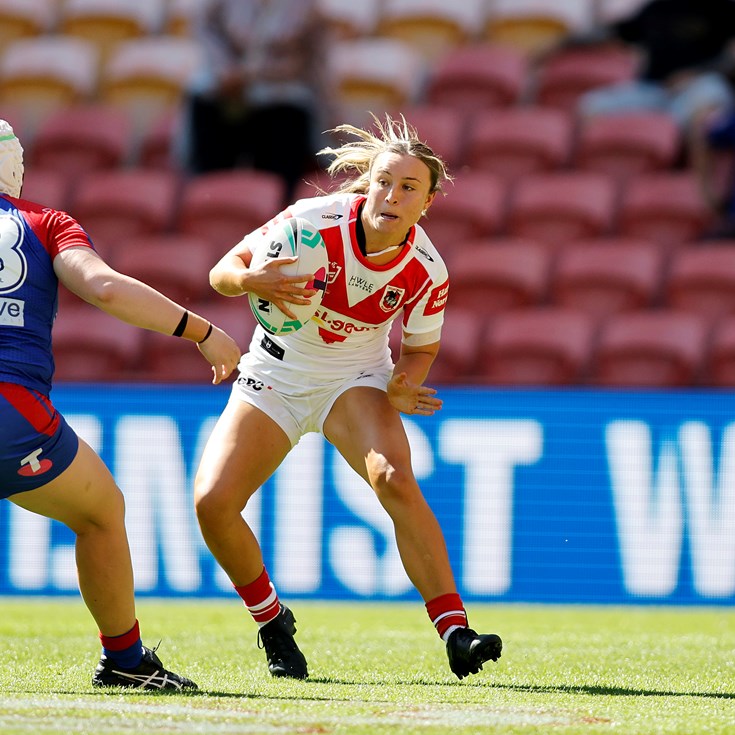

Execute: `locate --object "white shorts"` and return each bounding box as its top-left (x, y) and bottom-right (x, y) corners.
top-left (230, 348), bottom-right (392, 447)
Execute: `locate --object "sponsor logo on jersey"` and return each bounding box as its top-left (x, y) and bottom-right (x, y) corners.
top-left (380, 286), bottom-right (405, 312)
top-left (424, 280), bottom-right (449, 316)
top-left (312, 307), bottom-right (378, 343)
top-left (0, 296), bottom-right (24, 326)
top-left (17, 448), bottom-right (53, 477)
top-left (348, 274), bottom-right (375, 294)
top-left (414, 244), bottom-right (434, 262)
top-left (237, 375), bottom-right (266, 391)
top-left (321, 213), bottom-right (343, 220)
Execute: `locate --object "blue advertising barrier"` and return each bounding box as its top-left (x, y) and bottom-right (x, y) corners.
top-left (2, 384), bottom-right (734, 605)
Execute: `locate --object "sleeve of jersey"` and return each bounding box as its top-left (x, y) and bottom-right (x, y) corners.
top-left (24, 206), bottom-right (95, 259)
top-left (402, 267), bottom-right (449, 346)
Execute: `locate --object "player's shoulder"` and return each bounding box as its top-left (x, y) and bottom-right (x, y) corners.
top-left (411, 224), bottom-right (448, 280)
top-left (288, 192), bottom-right (359, 229)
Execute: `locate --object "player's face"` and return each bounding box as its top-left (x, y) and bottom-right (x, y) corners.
top-left (363, 152), bottom-right (435, 247)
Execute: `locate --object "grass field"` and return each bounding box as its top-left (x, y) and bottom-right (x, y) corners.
top-left (0, 598), bottom-right (732, 734)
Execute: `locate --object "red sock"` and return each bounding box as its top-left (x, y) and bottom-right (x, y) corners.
top-left (99, 619), bottom-right (143, 668)
top-left (234, 567), bottom-right (281, 627)
top-left (426, 593), bottom-right (468, 642)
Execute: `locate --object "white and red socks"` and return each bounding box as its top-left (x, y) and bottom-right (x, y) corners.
top-left (426, 592), bottom-right (469, 642)
top-left (234, 566), bottom-right (281, 627)
top-left (99, 619), bottom-right (144, 669)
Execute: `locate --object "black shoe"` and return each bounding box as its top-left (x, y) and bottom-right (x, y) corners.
top-left (446, 628), bottom-right (502, 680)
top-left (92, 645), bottom-right (198, 691)
top-left (257, 605), bottom-right (308, 679)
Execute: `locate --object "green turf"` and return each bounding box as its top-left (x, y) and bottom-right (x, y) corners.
top-left (0, 598), bottom-right (732, 734)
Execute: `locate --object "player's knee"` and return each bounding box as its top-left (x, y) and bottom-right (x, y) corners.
top-left (369, 458), bottom-right (416, 507)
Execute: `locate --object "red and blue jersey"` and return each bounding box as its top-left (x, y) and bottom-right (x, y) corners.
top-left (0, 194), bottom-right (95, 395)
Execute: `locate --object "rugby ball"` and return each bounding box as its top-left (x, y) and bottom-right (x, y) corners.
top-left (247, 217), bottom-right (328, 335)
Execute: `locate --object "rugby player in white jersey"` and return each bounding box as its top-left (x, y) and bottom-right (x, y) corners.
top-left (194, 115), bottom-right (503, 681)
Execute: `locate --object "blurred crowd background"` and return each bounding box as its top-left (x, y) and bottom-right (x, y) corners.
top-left (3, 0), bottom-right (735, 389)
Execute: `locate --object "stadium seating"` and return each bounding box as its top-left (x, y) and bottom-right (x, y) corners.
top-left (533, 44), bottom-right (639, 110)
top-left (0, 0), bottom-right (56, 48)
top-left (447, 238), bottom-right (552, 315)
top-left (318, 0), bottom-right (381, 39)
top-left (29, 104), bottom-right (132, 176)
top-left (551, 239), bottom-right (666, 320)
top-left (424, 44), bottom-right (528, 117)
top-left (483, 0), bottom-right (594, 57)
top-left (464, 106), bottom-right (575, 182)
top-left (376, 0), bottom-right (486, 62)
top-left (137, 110), bottom-right (178, 169)
top-left (70, 167), bottom-right (181, 256)
top-left (425, 306), bottom-right (485, 384)
top-left (421, 171), bottom-right (507, 247)
top-left (52, 304), bottom-right (144, 382)
top-left (177, 170), bottom-right (286, 254)
top-left (328, 38), bottom-right (426, 128)
top-left (591, 310), bottom-right (711, 387)
top-left (506, 172), bottom-right (617, 251)
top-left (162, 0), bottom-right (200, 37)
top-left (59, 0), bottom-right (164, 63)
top-left (617, 172), bottom-right (712, 250)
top-left (111, 234), bottom-right (216, 305)
top-left (99, 35), bottom-right (202, 146)
top-left (665, 243), bottom-right (735, 321)
top-left (21, 167), bottom-right (73, 212)
top-left (472, 307), bottom-right (596, 386)
top-left (575, 111), bottom-right (681, 184)
top-left (400, 105), bottom-right (467, 169)
top-left (0, 35), bottom-right (99, 139)
top-left (704, 315), bottom-right (735, 387)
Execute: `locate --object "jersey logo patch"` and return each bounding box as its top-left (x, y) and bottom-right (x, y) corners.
top-left (380, 286), bottom-right (405, 312)
top-left (17, 448), bottom-right (53, 477)
top-left (424, 280), bottom-right (449, 316)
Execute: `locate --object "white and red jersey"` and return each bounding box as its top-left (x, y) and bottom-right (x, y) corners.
top-left (241, 192), bottom-right (449, 378)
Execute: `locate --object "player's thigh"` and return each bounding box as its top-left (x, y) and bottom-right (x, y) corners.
top-left (195, 396), bottom-right (292, 501)
top-left (9, 438), bottom-right (124, 533)
top-left (324, 386), bottom-right (412, 483)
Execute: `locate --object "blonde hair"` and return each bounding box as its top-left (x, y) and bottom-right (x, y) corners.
top-left (317, 113), bottom-right (451, 196)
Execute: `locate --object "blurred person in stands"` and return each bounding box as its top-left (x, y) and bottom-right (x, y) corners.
top-left (0, 120), bottom-right (241, 690)
top-left (181, 0), bottom-right (334, 201)
top-left (567, 0), bottom-right (735, 130)
top-left (193, 114), bottom-right (503, 682)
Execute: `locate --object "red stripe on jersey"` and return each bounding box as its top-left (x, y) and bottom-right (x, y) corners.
top-left (0, 383), bottom-right (60, 436)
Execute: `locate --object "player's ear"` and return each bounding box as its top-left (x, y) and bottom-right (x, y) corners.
top-left (422, 191), bottom-right (436, 216)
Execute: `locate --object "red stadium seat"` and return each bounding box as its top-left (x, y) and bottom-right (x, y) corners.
top-left (422, 171), bottom-right (507, 247)
top-left (425, 44), bottom-right (529, 117)
top-left (427, 306), bottom-right (485, 384)
top-left (665, 243), bottom-right (735, 321)
top-left (551, 240), bottom-right (666, 320)
top-left (575, 111), bottom-right (681, 185)
top-left (448, 238), bottom-right (552, 315)
top-left (140, 299), bottom-right (255, 383)
top-left (400, 104), bottom-right (467, 169)
top-left (473, 307), bottom-right (596, 385)
top-left (704, 315), bottom-right (735, 386)
top-left (138, 111), bottom-right (178, 169)
top-left (112, 234), bottom-right (216, 305)
top-left (52, 304), bottom-right (144, 382)
top-left (533, 43), bottom-right (639, 110)
top-left (506, 172), bottom-right (617, 251)
top-left (177, 170), bottom-right (286, 255)
top-left (465, 106), bottom-right (575, 182)
top-left (618, 172), bottom-right (712, 250)
top-left (70, 167), bottom-right (181, 256)
top-left (21, 168), bottom-right (73, 212)
top-left (29, 104), bottom-right (132, 177)
top-left (592, 310), bottom-right (710, 387)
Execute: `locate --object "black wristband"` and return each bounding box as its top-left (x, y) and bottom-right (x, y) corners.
top-left (173, 310), bottom-right (189, 337)
top-left (198, 322), bottom-right (213, 344)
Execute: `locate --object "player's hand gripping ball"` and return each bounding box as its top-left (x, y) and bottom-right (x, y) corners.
top-left (248, 217), bottom-right (328, 335)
